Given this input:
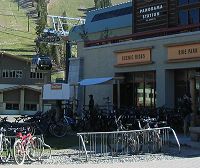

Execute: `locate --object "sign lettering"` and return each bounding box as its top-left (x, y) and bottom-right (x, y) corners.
top-left (116, 49), bottom-right (151, 65)
top-left (51, 84), bottom-right (62, 90)
top-left (139, 4), bottom-right (163, 22)
top-left (168, 44), bottom-right (200, 60)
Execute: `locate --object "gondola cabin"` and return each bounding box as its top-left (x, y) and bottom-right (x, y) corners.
top-left (31, 55), bottom-right (52, 72)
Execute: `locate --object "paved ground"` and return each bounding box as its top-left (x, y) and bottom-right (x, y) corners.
top-left (1, 115), bottom-right (200, 167)
top-left (0, 157), bottom-right (200, 168)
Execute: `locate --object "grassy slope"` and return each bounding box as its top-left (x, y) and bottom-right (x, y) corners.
top-left (48, 0), bottom-right (130, 17)
top-left (0, 0), bottom-right (36, 57)
top-left (0, 0), bottom-right (130, 56)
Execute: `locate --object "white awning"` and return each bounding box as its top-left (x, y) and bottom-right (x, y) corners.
top-left (79, 77), bottom-right (113, 86)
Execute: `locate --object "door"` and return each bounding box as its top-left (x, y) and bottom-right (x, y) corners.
top-left (195, 78), bottom-right (200, 113)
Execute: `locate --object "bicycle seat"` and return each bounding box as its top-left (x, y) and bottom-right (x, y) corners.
top-left (0, 117), bottom-right (8, 122)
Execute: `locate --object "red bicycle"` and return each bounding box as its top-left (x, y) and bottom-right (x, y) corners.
top-left (13, 128), bottom-right (43, 165)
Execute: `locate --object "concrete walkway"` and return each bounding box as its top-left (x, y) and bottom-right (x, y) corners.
top-left (1, 157), bottom-right (200, 168)
top-left (170, 133), bottom-right (200, 149)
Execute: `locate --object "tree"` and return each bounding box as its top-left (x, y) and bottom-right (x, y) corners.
top-left (94, 0), bottom-right (112, 9)
top-left (35, 0), bottom-right (48, 55)
top-left (36, 0), bottom-right (47, 35)
top-left (79, 25), bottom-right (88, 40)
top-left (62, 11), bottom-right (69, 31)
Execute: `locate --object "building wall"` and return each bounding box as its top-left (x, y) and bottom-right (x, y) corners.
top-left (0, 88), bottom-right (41, 115)
top-left (77, 31), bottom-right (200, 107)
top-left (0, 54), bottom-right (51, 85)
top-left (0, 53), bottom-right (48, 115)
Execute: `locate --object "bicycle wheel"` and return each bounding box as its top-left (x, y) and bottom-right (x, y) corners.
top-left (52, 123), bottom-right (69, 138)
top-left (13, 139), bottom-right (25, 165)
top-left (27, 137), bottom-right (43, 161)
top-left (128, 135), bottom-right (140, 154)
top-left (145, 131), bottom-right (162, 153)
top-left (151, 132), bottom-right (162, 153)
top-left (0, 137), bottom-right (11, 163)
top-left (73, 119), bottom-right (85, 132)
top-left (107, 133), bottom-right (128, 154)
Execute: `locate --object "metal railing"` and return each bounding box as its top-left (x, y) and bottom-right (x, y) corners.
top-left (77, 127), bottom-right (180, 161)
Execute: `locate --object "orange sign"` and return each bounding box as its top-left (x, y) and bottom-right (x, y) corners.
top-left (116, 49), bottom-right (151, 65)
top-left (168, 43), bottom-right (200, 60)
top-left (51, 84), bottom-right (62, 90)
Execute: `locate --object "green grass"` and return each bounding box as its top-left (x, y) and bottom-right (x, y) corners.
top-left (51, 71), bottom-right (65, 82)
top-left (48, 0), bottom-right (130, 17)
top-left (0, 0), bottom-right (36, 56)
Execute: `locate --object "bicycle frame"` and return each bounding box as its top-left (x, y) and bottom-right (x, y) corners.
top-left (13, 130), bottom-right (42, 165)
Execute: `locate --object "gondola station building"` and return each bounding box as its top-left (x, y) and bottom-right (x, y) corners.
top-left (69, 0), bottom-right (200, 127)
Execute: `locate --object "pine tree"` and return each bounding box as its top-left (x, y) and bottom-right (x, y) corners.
top-left (35, 0), bottom-right (48, 55)
top-left (62, 11), bottom-right (69, 31)
top-left (94, 0), bottom-right (112, 9)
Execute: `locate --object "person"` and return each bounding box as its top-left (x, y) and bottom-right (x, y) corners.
top-left (182, 93), bottom-right (192, 136)
top-left (88, 94), bottom-right (95, 131)
top-left (89, 94), bottom-right (94, 113)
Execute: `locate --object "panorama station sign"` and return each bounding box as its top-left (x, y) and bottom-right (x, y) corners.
top-left (133, 0), bottom-right (177, 33)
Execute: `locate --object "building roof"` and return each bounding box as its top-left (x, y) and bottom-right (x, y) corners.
top-left (69, 1), bottom-right (132, 41)
top-left (0, 52), bottom-right (30, 62)
top-left (0, 84), bottom-right (41, 92)
top-left (85, 1), bottom-right (132, 33)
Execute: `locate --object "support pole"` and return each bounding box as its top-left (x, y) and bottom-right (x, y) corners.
top-left (65, 41), bottom-right (71, 83)
top-left (117, 80), bottom-right (120, 109)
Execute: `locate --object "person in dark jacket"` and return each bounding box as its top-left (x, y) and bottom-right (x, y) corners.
top-left (182, 93), bottom-right (192, 136)
top-left (88, 94), bottom-right (95, 131)
top-left (89, 94), bottom-right (94, 113)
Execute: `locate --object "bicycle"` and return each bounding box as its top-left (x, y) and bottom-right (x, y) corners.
top-left (137, 117), bottom-right (167, 153)
top-left (107, 115), bottom-right (139, 155)
top-left (23, 110), bottom-right (60, 137)
top-left (51, 111), bottom-right (86, 137)
top-left (0, 127), bottom-right (11, 163)
top-left (13, 128), bottom-right (43, 165)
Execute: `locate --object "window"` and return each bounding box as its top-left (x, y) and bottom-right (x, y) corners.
top-left (179, 8), bottom-right (200, 25)
top-left (91, 6), bottom-right (132, 22)
top-left (30, 72), bottom-right (43, 79)
top-left (179, 0), bottom-right (188, 5)
top-left (2, 70), bottom-right (22, 78)
top-left (6, 103), bottom-right (19, 110)
top-left (133, 71), bottom-right (156, 108)
top-left (24, 104), bottom-right (37, 111)
top-left (189, 0), bottom-right (199, 3)
top-left (179, 10), bottom-right (189, 25)
top-left (189, 8), bottom-right (199, 24)
top-left (178, 0), bottom-right (200, 26)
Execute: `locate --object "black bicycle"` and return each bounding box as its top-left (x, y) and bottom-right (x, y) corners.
top-left (107, 115), bottom-right (139, 155)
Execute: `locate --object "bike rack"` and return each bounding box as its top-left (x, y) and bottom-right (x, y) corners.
top-left (77, 127), bottom-right (181, 161)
